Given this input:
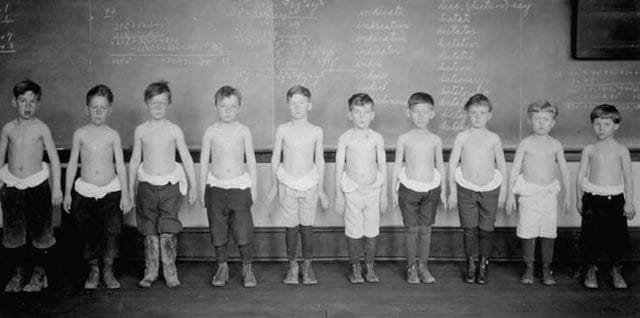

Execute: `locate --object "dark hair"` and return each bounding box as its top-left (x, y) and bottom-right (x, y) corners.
top-left (464, 93), bottom-right (492, 111)
top-left (86, 84), bottom-right (114, 106)
top-left (527, 100), bottom-right (558, 119)
top-left (286, 85), bottom-right (311, 102)
top-left (13, 79), bottom-right (42, 101)
top-left (590, 104), bottom-right (622, 124)
top-left (144, 80), bottom-right (171, 103)
top-left (408, 92), bottom-right (434, 109)
top-left (347, 93), bottom-right (374, 111)
top-left (214, 86), bottom-right (242, 106)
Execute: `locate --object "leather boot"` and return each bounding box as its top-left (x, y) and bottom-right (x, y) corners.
top-left (364, 262), bottom-right (380, 283)
top-left (406, 263), bottom-right (420, 284)
top-left (103, 258), bottom-right (120, 289)
top-left (22, 266), bottom-right (48, 292)
top-left (242, 263), bottom-right (257, 288)
top-left (418, 261), bottom-right (436, 284)
top-left (4, 268), bottom-right (24, 293)
top-left (541, 263), bottom-right (556, 286)
top-left (160, 234), bottom-right (180, 288)
top-left (520, 262), bottom-right (534, 285)
top-left (610, 265), bottom-right (627, 289)
top-left (465, 257), bottom-right (476, 284)
top-left (283, 260), bottom-right (299, 285)
top-left (211, 262), bottom-right (229, 287)
top-left (84, 264), bottom-right (100, 290)
top-left (584, 265), bottom-right (598, 289)
top-left (348, 263), bottom-right (364, 284)
top-left (138, 235), bottom-right (159, 288)
top-left (476, 257), bottom-right (489, 284)
top-left (301, 259), bottom-right (318, 285)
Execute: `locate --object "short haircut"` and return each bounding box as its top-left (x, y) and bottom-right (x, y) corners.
top-left (286, 85), bottom-right (311, 102)
top-left (347, 93), bottom-right (374, 111)
top-left (86, 84), bottom-right (114, 106)
top-left (590, 104), bottom-right (622, 124)
top-left (13, 79), bottom-right (42, 101)
top-left (464, 93), bottom-right (492, 111)
top-left (144, 80), bottom-right (171, 103)
top-left (214, 85), bottom-right (242, 106)
top-left (408, 92), bottom-right (434, 109)
top-left (527, 100), bottom-right (558, 119)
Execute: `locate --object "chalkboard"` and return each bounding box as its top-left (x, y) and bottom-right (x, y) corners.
top-left (1, 0), bottom-right (639, 150)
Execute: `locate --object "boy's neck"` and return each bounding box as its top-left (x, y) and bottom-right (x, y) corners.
top-left (411, 127), bottom-right (430, 133)
top-left (531, 133), bottom-right (549, 139)
top-left (218, 120), bottom-right (237, 126)
top-left (290, 117), bottom-right (308, 125)
top-left (596, 135), bottom-right (616, 144)
top-left (468, 126), bottom-right (487, 133)
top-left (16, 116), bottom-right (36, 124)
top-left (148, 118), bottom-right (167, 124)
top-left (352, 126), bottom-right (371, 132)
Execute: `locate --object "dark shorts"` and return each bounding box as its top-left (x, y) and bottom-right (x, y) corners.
top-left (580, 192), bottom-right (629, 263)
top-left (398, 184), bottom-right (440, 227)
top-left (136, 182), bottom-right (183, 235)
top-left (1, 181), bottom-right (56, 249)
top-left (72, 190), bottom-right (122, 260)
top-left (205, 186), bottom-right (254, 247)
top-left (457, 185), bottom-right (499, 231)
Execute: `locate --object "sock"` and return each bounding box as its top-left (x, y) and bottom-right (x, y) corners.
top-left (463, 227), bottom-right (479, 258)
top-left (238, 244), bottom-right (252, 265)
top-left (215, 245), bottom-right (228, 264)
top-left (521, 238), bottom-right (535, 264)
top-left (300, 226), bottom-right (314, 260)
top-left (479, 229), bottom-right (493, 258)
top-left (541, 238), bottom-right (554, 265)
top-left (347, 237), bottom-right (362, 265)
top-left (417, 226), bottom-right (432, 264)
top-left (285, 226), bottom-right (299, 261)
top-left (405, 226), bottom-right (419, 266)
top-left (364, 236), bottom-right (377, 264)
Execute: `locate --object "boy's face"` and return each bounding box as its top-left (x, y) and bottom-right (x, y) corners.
top-left (529, 111), bottom-right (555, 135)
top-left (13, 91), bottom-right (39, 120)
top-left (592, 117), bottom-right (618, 140)
top-left (407, 102), bottom-right (434, 129)
top-left (86, 96), bottom-right (111, 126)
top-left (146, 93), bottom-right (170, 120)
top-left (288, 94), bottom-right (311, 120)
top-left (348, 103), bottom-right (375, 129)
top-left (467, 103), bottom-right (492, 128)
top-left (216, 95), bottom-right (240, 123)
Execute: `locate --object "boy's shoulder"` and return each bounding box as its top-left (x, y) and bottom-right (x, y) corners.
top-left (1, 119), bottom-right (18, 132)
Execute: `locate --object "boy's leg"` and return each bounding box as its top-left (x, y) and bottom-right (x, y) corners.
top-left (605, 194), bottom-right (629, 289)
top-left (205, 186), bottom-right (230, 287)
top-left (540, 238), bottom-right (556, 285)
top-left (476, 188), bottom-right (499, 285)
top-left (230, 188), bottom-right (256, 288)
top-left (2, 185), bottom-right (27, 292)
top-left (363, 236), bottom-right (379, 283)
top-left (580, 193), bottom-right (601, 289)
top-left (284, 226), bottom-right (300, 284)
top-left (136, 182), bottom-right (161, 288)
top-left (520, 238), bottom-right (535, 284)
top-left (84, 258), bottom-right (100, 290)
top-left (23, 182), bottom-right (55, 292)
top-left (344, 191), bottom-right (365, 284)
top-left (300, 225), bottom-right (317, 285)
top-left (160, 233), bottom-right (180, 288)
top-left (404, 226), bottom-right (419, 283)
top-left (73, 191), bottom-right (101, 290)
top-left (457, 185), bottom-right (480, 283)
top-left (362, 188), bottom-right (381, 283)
top-left (417, 226), bottom-right (435, 284)
top-left (157, 184), bottom-right (183, 288)
top-left (346, 237), bottom-right (364, 284)
top-left (22, 246), bottom-right (50, 292)
top-left (3, 246), bottom-right (25, 292)
top-left (138, 235), bottom-right (159, 288)
top-left (398, 184), bottom-right (420, 283)
top-left (101, 192), bottom-right (123, 290)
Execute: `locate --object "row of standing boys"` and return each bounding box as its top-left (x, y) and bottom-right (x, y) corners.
top-left (0, 79), bottom-right (635, 293)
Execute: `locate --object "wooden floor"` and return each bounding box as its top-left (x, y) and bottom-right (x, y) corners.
top-left (0, 261), bottom-right (639, 317)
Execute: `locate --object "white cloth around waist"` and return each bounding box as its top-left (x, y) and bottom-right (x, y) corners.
top-left (74, 177), bottom-right (121, 199)
top-left (137, 163), bottom-right (187, 195)
top-left (398, 167), bottom-right (440, 193)
top-left (0, 162), bottom-right (49, 189)
top-left (512, 175), bottom-right (561, 197)
top-left (454, 166), bottom-right (502, 192)
top-left (207, 171), bottom-right (252, 190)
top-left (341, 171), bottom-right (384, 193)
top-left (277, 165), bottom-right (319, 191)
top-left (581, 178), bottom-right (624, 196)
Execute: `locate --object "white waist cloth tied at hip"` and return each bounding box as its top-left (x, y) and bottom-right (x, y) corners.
top-left (454, 166), bottom-right (502, 192)
top-left (512, 174), bottom-right (561, 239)
top-left (581, 178), bottom-right (624, 196)
top-left (277, 165), bottom-right (319, 191)
top-left (341, 171), bottom-right (384, 193)
top-left (207, 171), bottom-right (252, 190)
top-left (398, 167), bottom-right (440, 193)
top-left (0, 162), bottom-right (49, 189)
top-left (137, 163), bottom-right (187, 195)
top-left (75, 177), bottom-right (121, 199)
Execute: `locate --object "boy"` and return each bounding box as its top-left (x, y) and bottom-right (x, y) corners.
top-left (266, 85), bottom-right (329, 285)
top-left (63, 84), bottom-right (132, 289)
top-left (129, 81), bottom-right (197, 288)
top-left (336, 93), bottom-right (387, 284)
top-left (0, 79), bottom-right (62, 292)
top-left (200, 86), bottom-right (258, 288)
top-left (577, 104), bottom-right (635, 289)
top-left (448, 93), bottom-right (507, 284)
top-left (392, 92), bottom-right (446, 284)
top-left (506, 101), bottom-right (570, 286)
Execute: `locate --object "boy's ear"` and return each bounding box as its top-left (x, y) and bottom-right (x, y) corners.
top-left (486, 112), bottom-right (493, 121)
top-left (11, 98), bottom-right (16, 108)
top-left (614, 123), bottom-right (620, 131)
top-left (429, 110), bottom-right (435, 119)
top-left (308, 102), bottom-right (313, 111)
top-left (347, 111), bottom-right (353, 121)
top-left (405, 109), bottom-right (411, 118)
top-left (371, 111), bottom-right (376, 120)
top-left (84, 106), bottom-right (89, 116)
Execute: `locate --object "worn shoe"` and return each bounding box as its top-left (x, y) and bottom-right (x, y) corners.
top-left (4, 268), bottom-right (24, 293)
top-left (476, 257), bottom-right (489, 284)
top-left (160, 234), bottom-right (180, 288)
top-left (520, 262), bottom-right (534, 285)
top-left (242, 263), bottom-right (257, 288)
top-left (301, 259), bottom-right (318, 285)
top-left (138, 235), bottom-right (160, 288)
top-left (211, 262), bottom-right (229, 287)
top-left (406, 263), bottom-right (420, 284)
top-left (418, 261), bottom-right (436, 284)
top-left (283, 260), bottom-right (299, 285)
top-left (364, 262), bottom-right (380, 283)
top-left (465, 257), bottom-right (476, 284)
top-left (611, 265), bottom-right (627, 289)
top-left (584, 266), bottom-right (598, 289)
top-left (541, 264), bottom-right (556, 286)
top-left (103, 263), bottom-right (121, 290)
top-left (348, 263), bottom-right (364, 284)
top-left (22, 267), bottom-right (48, 292)
top-left (84, 265), bottom-right (100, 290)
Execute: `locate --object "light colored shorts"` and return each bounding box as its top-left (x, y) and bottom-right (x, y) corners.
top-left (513, 175), bottom-right (561, 239)
top-left (278, 183), bottom-right (319, 227)
top-left (342, 172), bottom-right (384, 239)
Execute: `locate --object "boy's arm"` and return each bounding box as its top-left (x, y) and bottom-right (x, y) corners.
top-left (335, 135), bottom-right (347, 215)
top-left (113, 132), bottom-right (131, 213)
top-left (575, 146), bottom-right (591, 215)
top-left (315, 127), bottom-right (329, 209)
top-left (128, 126), bottom-right (143, 205)
top-left (265, 126), bottom-right (283, 204)
top-left (243, 127), bottom-right (258, 202)
top-left (63, 130), bottom-right (81, 212)
top-left (435, 137), bottom-right (447, 211)
top-left (621, 147), bottom-right (635, 220)
top-left (0, 124), bottom-right (9, 172)
top-left (555, 141), bottom-right (571, 214)
top-left (42, 124), bottom-right (62, 205)
top-left (391, 135), bottom-right (404, 208)
top-left (506, 142), bottom-right (524, 215)
top-left (175, 126), bottom-right (197, 205)
top-left (377, 134), bottom-right (388, 214)
top-left (447, 134), bottom-right (463, 210)
top-left (494, 135), bottom-right (507, 210)
top-left (199, 129), bottom-right (212, 205)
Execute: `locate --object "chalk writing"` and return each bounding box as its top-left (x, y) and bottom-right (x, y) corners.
top-left (564, 67), bottom-right (640, 113)
top-left (0, 2), bottom-right (14, 53)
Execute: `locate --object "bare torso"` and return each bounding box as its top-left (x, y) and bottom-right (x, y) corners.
top-left (281, 122), bottom-right (319, 178)
top-left (6, 119), bottom-right (47, 179)
top-left (208, 122), bottom-right (247, 180)
top-left (78, 125), bottom-right (117, 186)
top-left (140, 120), bottom-right (178, 176)
top-left (587, 140), bottom-right (624, 186)
top-left (344, 129), bottom-right (380, 186)
top-left (521, 135), bottom-right (558, 186)
top-left (402, 130), bottom-right (438, 183)
top-left (460, 129), bottom-right (498, 186)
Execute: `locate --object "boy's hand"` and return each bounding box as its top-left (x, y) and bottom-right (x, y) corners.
top-left (265, 186), bottom-right (278, 204)
top-left (563, 198), bottom-right (571, 215)
top-left (447, 193), bottom-right (457, 212)
top-left (379, 192), bottom-right (388, 214)
top-left (497, 192), bottom-right (506, 211)
top-left (63, 194), bottom-right (72, 213)
top-left (624, 202), bottom-right (635, 220)
top-left (576, 199), bottom-right (582, 215)
top-left (392, 191), bottom-right (399, 208)
top-left (319, 191), bottom-right (329, 210)
top-left (440, 191), bottom-right (448, 212)
top-left (120, 196), bottom-right (132, 214)
top-left (200, 189), bottom-right (206, 205)
top-left (188, 188), bottom-right (197, 205)
top-left (251, 188), bottom-right (257, 204)
top-left (506, 195), bottom-right (516, 216)
top-left (336, 192), bottom-right (345, 215)
top-left (52, 188), bottom-right (63, 206)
